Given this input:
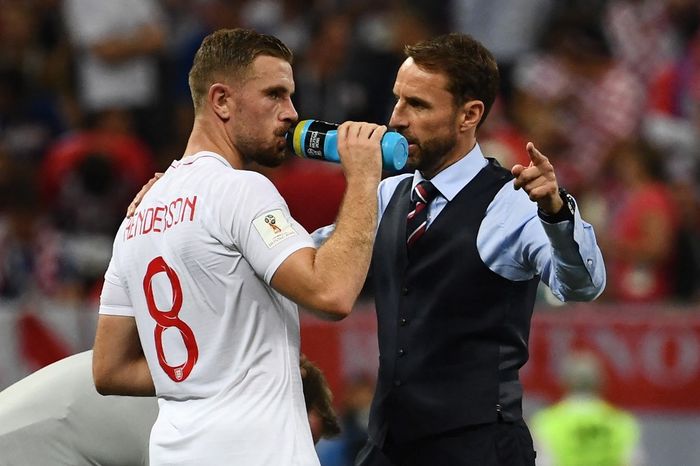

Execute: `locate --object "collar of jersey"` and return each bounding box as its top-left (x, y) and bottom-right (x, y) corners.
top-left (172, 151), bottom-right (233, 169)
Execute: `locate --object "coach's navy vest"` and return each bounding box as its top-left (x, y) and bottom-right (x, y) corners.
top-left (368, 158), bottom-right (539, 444)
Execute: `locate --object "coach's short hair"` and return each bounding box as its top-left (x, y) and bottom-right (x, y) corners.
top-left (405, 33), bottom-right (499, 126)
top-left (188, 28), bottom-right (293, 113)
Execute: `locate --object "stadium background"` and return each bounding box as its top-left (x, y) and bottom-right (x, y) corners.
top-left (1, 0), bottom-right (700, 464)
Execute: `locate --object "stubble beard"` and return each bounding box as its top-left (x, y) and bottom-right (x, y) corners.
top-left (236, 127), bottom-right (290, 168)
top-left (406, 129), bottom-right (458, 176)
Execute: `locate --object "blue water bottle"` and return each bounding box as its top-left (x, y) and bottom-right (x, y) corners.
top-left (287, 120), bottom-right (408, 171)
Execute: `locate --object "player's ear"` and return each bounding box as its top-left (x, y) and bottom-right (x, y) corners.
top-left (209, 83), bottom-right (233, 120)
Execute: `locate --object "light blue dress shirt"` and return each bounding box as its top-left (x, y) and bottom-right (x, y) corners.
top-left (313, 144), bottom-right (605, 302)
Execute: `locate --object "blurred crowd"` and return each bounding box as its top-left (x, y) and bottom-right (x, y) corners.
top-left (1, 0), bottom-right (700, 315)
top-left (1, 1), bottom-right (699, 464)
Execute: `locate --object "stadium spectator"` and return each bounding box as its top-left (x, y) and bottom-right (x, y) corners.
top-left (0, 1), bottom-right (69, 164)
top-left (642, 2), bottom-right (700, 300)
top-left (512, 7), bottom-right (646, 191)
top-left (0, 165), bottom-right (72, 300)
top-left (62, 0), bottom-right (167, 150)
top-left (593, 140), bottom-right (681, 303)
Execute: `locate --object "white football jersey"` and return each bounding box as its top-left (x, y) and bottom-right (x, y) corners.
top-left (99, 151), bottom-right (319, 465)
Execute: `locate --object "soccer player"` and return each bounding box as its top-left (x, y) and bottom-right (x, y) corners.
top-left (92, 28), bottom-right (384, 465)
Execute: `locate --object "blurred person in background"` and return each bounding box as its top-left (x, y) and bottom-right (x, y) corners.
top-left (589, 140), bottom-right (680, 303)
top-left (62, 0), bottom-right (166, 152)
top-left (642, 0), bottom-right (700, 301)
top-left (604, 0), bottom-right (679, 87)
top-left (511, 5), bottom-right (646, 192)
top-left (643, 0), bottom-right (700, 184)
top-left (531, 350), bottom-right (644, 466)
top-left (0, 350), bottom-right (339, 466)
top-left (0, 1), bottom-right (70, 165)
top-left (345, 4), bottom-right (436, 124)
top-left (0, 162), bottom-right (80, 302)
top-left (240, 0), bottom-right (313, 55)
top-left (450, 0), bottom-right (554, 112)
top-left (38, 111), bottom-right (156, 301)
top-left (162, 0), bottom-right (246, 159)
top-left (317, 373), bottom-right (375, 466)
top-left (301, 354), bottom-right (342, 445)
top-left (293, 13), bottom-right (356, 123)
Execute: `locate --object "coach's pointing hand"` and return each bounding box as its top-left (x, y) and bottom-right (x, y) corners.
top-left (511, 142), bottom-right (563, 215)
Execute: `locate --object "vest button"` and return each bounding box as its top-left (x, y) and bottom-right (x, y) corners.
top-left (402, 287), bottom-right (409, 295)
top-left (398, 348), bottom-right (406, 357)
top-left (394, 379), bottom-right (402, 387)
top-left (399, 318), bottom-right (408, 326)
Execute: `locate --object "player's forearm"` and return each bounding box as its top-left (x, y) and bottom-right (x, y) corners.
top-left (93, 315), bottom-right (156, 396)
top-left (94, 357), bottom-right (155, 397)
top-left (311, 179), bottom-right (378, 314)
top-left (272, 177), bottom-right (378, 319)
top-left (271, 122), bottom-right (383, 317)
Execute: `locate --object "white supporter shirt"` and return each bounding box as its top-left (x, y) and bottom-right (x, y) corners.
top-left (99, 151), bottom-right (319, 466)
top-left (63, 0), bottom-right (164, 111)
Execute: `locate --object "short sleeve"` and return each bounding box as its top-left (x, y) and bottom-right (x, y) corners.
top-left (222, 172), bottom-right (315, 284)
top-left (98, 239), bottom-right (134, 317)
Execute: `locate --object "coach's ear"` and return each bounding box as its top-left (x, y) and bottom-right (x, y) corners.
top-left (458, 99), bottom-right (484, 132)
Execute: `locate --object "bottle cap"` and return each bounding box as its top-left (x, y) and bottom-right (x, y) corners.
top-left (382, 131), bottom-right (408, 171)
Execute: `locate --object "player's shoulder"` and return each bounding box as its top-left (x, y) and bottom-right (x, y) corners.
top-left (218, 169), bottom-right (277, 198)
top-left (178, 153), bottom-right (276, 191)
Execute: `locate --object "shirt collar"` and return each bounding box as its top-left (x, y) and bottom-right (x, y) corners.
top-left (172, 151), bottom-right (234, 169)
top-left (411, 143), bottom-right (489, 201)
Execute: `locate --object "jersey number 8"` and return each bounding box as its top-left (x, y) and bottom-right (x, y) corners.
top-left (143, 256), bottom-right (199, 382)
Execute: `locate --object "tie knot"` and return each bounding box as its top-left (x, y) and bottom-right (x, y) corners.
top-left (412, 181), bottom-right (439, 205)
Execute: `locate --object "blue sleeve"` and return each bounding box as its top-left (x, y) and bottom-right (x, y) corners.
top-left (311, 173), bottom-right (413, 248)
top-left (478, 183), bottom-right (606, 302)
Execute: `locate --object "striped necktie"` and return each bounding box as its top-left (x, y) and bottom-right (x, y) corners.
top-left (406, 180), bottom-right (439, 247)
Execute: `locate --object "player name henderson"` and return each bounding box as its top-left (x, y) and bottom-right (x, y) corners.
top-left (124, 195), bottom-right (198, 241)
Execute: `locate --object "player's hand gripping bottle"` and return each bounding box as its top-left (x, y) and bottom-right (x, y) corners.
top-left (287, 120), bottom-right (408, 171)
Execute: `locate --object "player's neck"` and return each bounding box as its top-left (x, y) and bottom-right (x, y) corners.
top-left (183, 118), bottom-right (245, 168)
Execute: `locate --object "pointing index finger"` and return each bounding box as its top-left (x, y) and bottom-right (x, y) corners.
top-left (526, 142), bottom-right (547, 165)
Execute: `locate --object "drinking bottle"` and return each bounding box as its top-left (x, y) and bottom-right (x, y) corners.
top-left (287, 120), bottom-right (408, 171)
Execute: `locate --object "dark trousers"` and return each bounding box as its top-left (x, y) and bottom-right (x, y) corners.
top-left (355, 419), bottom-right (536, 466)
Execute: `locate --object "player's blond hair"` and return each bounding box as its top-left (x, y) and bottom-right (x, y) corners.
top-left (188, 28), bottom-right (293, 113)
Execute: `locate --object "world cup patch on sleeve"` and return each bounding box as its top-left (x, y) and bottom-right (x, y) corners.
top-left (252, 209), bottom-right (297, 248)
